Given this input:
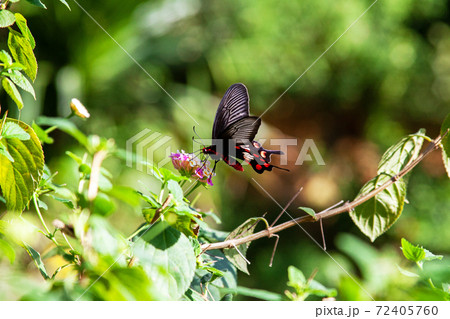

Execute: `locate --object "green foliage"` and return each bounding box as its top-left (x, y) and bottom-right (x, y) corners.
top-left (0, 0), bottom-right (449, 302)
top-left (223, 217), bottom-right (268, 275)
top-left (132, 223), bottom-right (196, 300)
top-left (0, 10), bottom-right (15, 28)
top-left (399, 238), bottom-right (449, 300)
top-left (351, 174), bottom-right (406, 242)
top-left (285, 266), bottom-right (337, 301)
top-left (299, 206), bottom-right (316, 217)
top-left (0, 117), bottom-right (44, 211)
top-left (350, 128), bottom-right (427, 242)
top-left (401, 238), bottom-right (443, 269)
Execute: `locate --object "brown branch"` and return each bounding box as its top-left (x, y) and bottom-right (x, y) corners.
top-left (200, 134), bottom-right (445, 252)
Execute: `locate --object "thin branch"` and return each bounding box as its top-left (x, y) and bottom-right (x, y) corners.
top-left (200, 134), bottom-right (445, 252)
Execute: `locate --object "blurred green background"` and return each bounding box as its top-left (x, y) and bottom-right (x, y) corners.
top-left (1, 0), bottom-right (450, 300)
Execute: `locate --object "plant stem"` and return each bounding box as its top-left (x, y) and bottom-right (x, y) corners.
top-left (200, 134), bottom-right (445, 252)
top-left (185, 181), bottom-right (202, 197)
top-left (127, 223), bottom-right (150, 241)
top-left (33, 194), bottom-right (60, 246)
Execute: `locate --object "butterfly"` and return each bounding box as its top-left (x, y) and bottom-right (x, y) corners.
top-left (201, 83), bottom-right (288, 174)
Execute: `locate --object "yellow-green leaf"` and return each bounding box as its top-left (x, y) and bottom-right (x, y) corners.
top-left (0, 118), bottom-right (44, 211)
top-left (14, 13), bottom-right (36, 49)
top-left (2, 77), bottom-right (23, 109)
top-left (8, 29), bottom-right (37, 81)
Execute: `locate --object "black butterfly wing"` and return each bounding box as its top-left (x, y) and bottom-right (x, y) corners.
top-left (218, 116), bottom-right (261, 144)
top-left (212, 83), bottom-right (251, 139)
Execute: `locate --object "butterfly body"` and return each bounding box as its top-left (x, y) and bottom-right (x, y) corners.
top-left (201, 83), bottom-right (287, 174)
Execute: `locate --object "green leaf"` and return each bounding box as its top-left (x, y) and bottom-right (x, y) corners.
top-left (89, 216), bottom-right (122, 257)
top-left (287, 265), bottom-right (306, 285)
top-left (0, 143), bottom-right (14, 162)
top-left (36, 116), bottom-right (88, 147)
top-left (0, 50), bottom-right (13, 65)
top-left (2, 77), bottom-right (23, 109)
top-left (0, 238), bottom-right (16, 264)
top-left (350, 174), bottom-right (406, 242)
top-left (401, 238), bottom-right (426, 263)
top-left (92, 193), bottom-right (116, 217)
top-left (47, 195), bottom-right (74, 209)
top-left (25, 0), bottom-right (47, 9)
top-left (132, 223), bottom-right (196, 300)
top-left (14, 13), bottom-right (36, 49)
top-left (440, 113), bottom-right (450, 178)
top-left (3, 69), bottom-right (36, 99)
top-left (299, 206), bottom-right (316, 217)
top-left (31, 122), bottom-right (54, 144)
top-left (223, 286), bottom-right (284, 301)
top-left (223, 217), bottom-right (268, 275)
top-left (0, 10), bottom-right (15, 28)
top-left (167, 179), bottom-right (183, 202)
top-left (378, 129), bottom-right (426, 175)
top-left (1, 121), bottom-right (30, 140)
top-left (23, 243), bottom-right (50, 280)
top-left (105, 186), bottom-right (142, 207)
top-left (423, 248), bottom-right (443, 262)
top-left (160, 167), bottom-right (189, 183)
top-left (308, 280), bottom-right (337, 298)
top-left (0, 119), bottom-right (44, 211)
top-left (8, 29), bottom-right (38, 81)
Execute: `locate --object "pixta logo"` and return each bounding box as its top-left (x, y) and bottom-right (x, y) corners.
top-left (126, 129), bottom-right (172, 174)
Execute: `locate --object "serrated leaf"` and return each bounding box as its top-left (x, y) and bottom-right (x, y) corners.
top-left (0, 10), bottom-right (15, 28)
top-left (4, 69), bottom-right (36, 99)
top-left (2, 77), bottom-right (23, 109)
top-left (423, 248), bottom-right (443, 262)
top-left (0, 119), bottom-right (44, 211)
top-left (440, 113), bottom-right (450, 178)
top-left (378, 129), bottom-right (426, 175)
top-left (23, 243), bottom-right (50, 280)
top-left (224, 217), bottom-right (268, 274)
top-left (0, 238), bottom-right (15, 264)
top-left (299, 206), bottom-right (316, 217)
top-left (36, 116), bottom-right (88, 147)
top-left (350, 174), bottom-right (406, 242)
top-left (8, 29), bottom-right (37, 81)
top-left (401, 238), bottom-right (426, 262)
top-left (1, 121), bottom-right (30, 140)
top-left (132, 223), bottom-right (196, 300)
top-left (287, 265), bottom-right (306, 285)
top-left (14, 13), bottom-right (36, 49)
top-left (25, 0), bottom-right (47, 9)
top-left (167, 179), bottom-right (183, 202)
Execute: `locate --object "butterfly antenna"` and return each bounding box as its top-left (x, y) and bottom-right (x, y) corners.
top-left (192, 126), bottom-right (207, 145)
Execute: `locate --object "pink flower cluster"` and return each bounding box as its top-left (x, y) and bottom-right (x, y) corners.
top-left (170, 151), bottom-right (214, 186)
